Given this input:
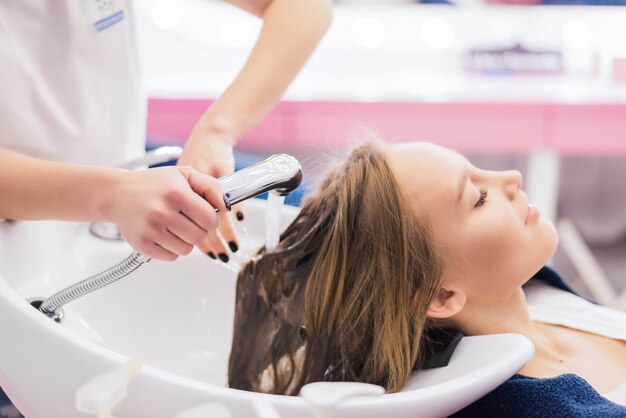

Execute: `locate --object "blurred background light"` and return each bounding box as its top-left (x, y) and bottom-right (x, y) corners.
top-left (151, 0), bottom-right (185, 30)
top-left (420, 17), bottom-right (454, 50)
top-left (352, 17), bottom-right (386, 48)
top-left (562, 19), bottom-right (592, 50)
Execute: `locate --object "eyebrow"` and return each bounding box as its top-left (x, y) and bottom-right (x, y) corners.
top-left (456, 167), bottom-right (469, 205)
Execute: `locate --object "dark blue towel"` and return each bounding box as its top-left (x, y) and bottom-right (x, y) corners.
top-left (451, 373), bottom-right (626, 417)
top-left (0, 388), bottom-right (23, 418)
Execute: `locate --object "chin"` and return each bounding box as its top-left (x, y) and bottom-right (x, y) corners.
top-left (538, 218), bottom-right (559, 261)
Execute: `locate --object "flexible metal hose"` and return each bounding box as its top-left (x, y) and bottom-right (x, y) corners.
top-left (37, 154), bottom-right (302, 320)
top-left (39, 252), bottom-right (150, 316)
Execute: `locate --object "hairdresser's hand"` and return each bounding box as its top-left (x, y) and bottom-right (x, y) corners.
top-left (104, 166), bottom-right (228, 261)
top-left (179, 126), bottom-right (244, 263)
top-left (179, 127), bottom-right (236, 179)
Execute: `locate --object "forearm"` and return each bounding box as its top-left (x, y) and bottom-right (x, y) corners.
top-left (0, 149), bottom-right (121, 221)
top-left (195, 0), bottom-right (332, 141)
top-left (178, 0), bottom-right (332, 253)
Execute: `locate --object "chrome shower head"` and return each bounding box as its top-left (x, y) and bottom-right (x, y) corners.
top-left (219, 154), bottom-right (302, 206)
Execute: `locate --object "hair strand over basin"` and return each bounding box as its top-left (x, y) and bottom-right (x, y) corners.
top-left (228, 141), bottom-right (444, 395)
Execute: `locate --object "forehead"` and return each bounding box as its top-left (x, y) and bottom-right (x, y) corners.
top-left (386, 142), bottom-right (466, 213)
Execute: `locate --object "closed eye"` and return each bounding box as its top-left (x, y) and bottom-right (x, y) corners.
top-left (474, 189), bottom-right (488, 208)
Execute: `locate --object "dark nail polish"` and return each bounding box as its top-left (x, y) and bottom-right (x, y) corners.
top-left (236, 211), bottom-right (244, 221)
top-left (228, 241), bottom-right (238, 253)
top-left (207, 252), bottom-right (217, 260)
top-left (218, 253), bottom-right (229, 263)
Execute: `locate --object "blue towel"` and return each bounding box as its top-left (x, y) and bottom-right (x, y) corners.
top-left (451, 373), bottom-right (626, 417)
top-left (0, 388), bottom-right (22, 418)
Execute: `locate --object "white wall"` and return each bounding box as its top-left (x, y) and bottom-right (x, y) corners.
top-left (135, 0), bottom-right (626, 102)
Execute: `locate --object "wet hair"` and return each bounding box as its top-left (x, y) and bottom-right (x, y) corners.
top-left (228, 140), bottom-right (444, 395)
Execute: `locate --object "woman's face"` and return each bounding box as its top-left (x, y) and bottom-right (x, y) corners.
top-left (387, 142), bottom-right (558, 302)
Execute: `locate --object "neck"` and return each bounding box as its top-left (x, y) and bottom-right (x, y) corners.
top-left (451, 287), bottom-right (563, 357)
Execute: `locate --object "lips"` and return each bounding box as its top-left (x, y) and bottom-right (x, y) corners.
top-left (525, 204), bottom-right (540, 225)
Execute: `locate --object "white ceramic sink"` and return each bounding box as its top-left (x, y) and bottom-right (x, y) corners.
top-left (0, 199), bottom-right (533, 418)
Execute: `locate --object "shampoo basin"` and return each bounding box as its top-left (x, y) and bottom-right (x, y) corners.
top-left (0, 199), bottom-right (533, 417)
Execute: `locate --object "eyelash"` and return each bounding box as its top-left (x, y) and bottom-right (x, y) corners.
top-left (474, 189), bottom-right (488, 208)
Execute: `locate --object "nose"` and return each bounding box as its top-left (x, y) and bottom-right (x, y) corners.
top-left (501, 170), bottom-right (522, 199)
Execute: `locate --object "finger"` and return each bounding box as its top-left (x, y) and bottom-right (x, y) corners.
top-left (198, 230), bottom-right (230, 263)
top-left (217, 211), bottom-right (239, 254)
top-left (167, 212), bottom-right (209, 246)
top-left (232, 202), bottom-right (245, 222)
top-left (178, 191), bottom-right (220, 233)
top-left (185, 169), bottom-right (229, 212)
top-left (137, 241), bottom-right (178, 262)
top-left (156, 229), bottom-right (194, 256)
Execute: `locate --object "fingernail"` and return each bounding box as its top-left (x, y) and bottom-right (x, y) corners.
top-left (228, 241), bottom-right (238, 253)
top-left (223, 194), bottom-right (232, 211)
top-left (218, 253), bottom-right (229, 263)
top-left (236, 211), bottom-right (244, 221)
top-left (207, 252), bottom-right (217, 260)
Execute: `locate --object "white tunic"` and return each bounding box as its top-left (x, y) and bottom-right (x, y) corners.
top-left (0, 0), bottom-right (145, 166)
top-left (525, 281), bottom-right (626, 405)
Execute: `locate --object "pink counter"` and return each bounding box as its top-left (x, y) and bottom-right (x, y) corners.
top-left (147, 99), bottom-right (626, 154)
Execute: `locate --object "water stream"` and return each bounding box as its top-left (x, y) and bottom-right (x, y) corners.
top-left (265, 193), bottom-right (285, 251)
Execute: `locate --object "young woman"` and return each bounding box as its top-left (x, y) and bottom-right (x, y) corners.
top-left (228, 140), bottom-right (626, 414)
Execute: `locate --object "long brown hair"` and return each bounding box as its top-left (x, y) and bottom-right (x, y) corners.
top-left (228, 141), bottom-right (444, 395)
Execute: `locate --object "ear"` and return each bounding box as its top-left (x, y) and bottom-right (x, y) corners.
top-left (422, 287), bottom-right (466, 319)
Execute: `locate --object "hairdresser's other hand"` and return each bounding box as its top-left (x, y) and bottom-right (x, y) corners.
top-left (179, 126), bottom-right (243, 263)
top-left (104, 166), bottom-right (228, 261)
top-left (179, 125), bottom-right (235, 179)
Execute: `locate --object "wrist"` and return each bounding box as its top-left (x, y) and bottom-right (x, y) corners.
top-left (193, 116), bottom-right (237, 146)
top-left (92, 168), bottom-right (128, 223)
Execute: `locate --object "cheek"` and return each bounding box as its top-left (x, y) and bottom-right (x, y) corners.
top-left (454, 211), bottom-right (532, 285)
top-left (435, 216), bottom-right (514, 283)
top-left (461, 215), bottom-right (557, 284)
top-left (462, 220), bottom-right (519, 268)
